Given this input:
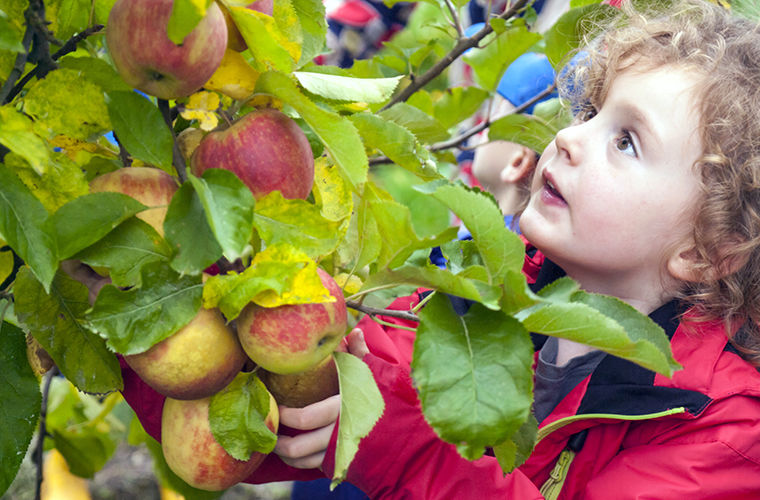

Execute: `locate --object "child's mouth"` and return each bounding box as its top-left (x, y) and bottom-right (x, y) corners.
top-left (542, 173), bottom-right (566, 205)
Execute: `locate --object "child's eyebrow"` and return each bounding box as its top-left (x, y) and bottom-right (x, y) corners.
top-left (618, 103), bottom-right (661, 149)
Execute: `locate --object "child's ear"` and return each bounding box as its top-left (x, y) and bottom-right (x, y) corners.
top-left (500, 147), bottom-right (538, 184)
top-left (667, 238), bottom-right (748, 282)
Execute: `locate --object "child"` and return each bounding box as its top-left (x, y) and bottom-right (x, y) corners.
top-left (266, 1), bottom-right (760, 497)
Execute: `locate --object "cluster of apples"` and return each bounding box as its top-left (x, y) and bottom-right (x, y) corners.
top-left (97, 0), bottom-right (347, 491)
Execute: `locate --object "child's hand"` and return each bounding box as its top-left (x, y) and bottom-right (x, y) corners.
top-left (273, 329), bottom-right (369, 470)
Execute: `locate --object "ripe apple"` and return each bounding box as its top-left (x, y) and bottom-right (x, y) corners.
top-left (161, 390), bottom-right (278, 491)
top-left (89, 167), bottom-right (178, 237)
top-left (219, 0), bottom-right (274, 52)
top-left (190, 108), bottom-right (314, 200)
top-left (106, 0), bottom-right (228, 100)
top-left (236, 268), bottom-right (347, 374)
top-left (259, 354), bottom-right (339, 408)
top-left (124, 307), bottom-right (247, 400)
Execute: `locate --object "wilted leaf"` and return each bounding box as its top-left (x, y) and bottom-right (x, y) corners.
top-left (413, 295), bottom-right (534, 460)
top-left (106, 91), bottom-right (174, 172)
top-left (86, 262), bottom-right (203, 355)
top-left (254, 191), bottom-right (343, 259)
top-left (0, 106), bottom-right (51, 175)
top-left (14, 267), bottom-right (123, 393)
top-left (312, 157), bottom-right (353, 222)
top-left (23, 69), bottom-right (111, 140)
top-left (331, 352), bottom-right (384, 487)
top-left (209, 372), bottom-right (276, 461)
top-left (180, 91), bottom-right (220, 131)
top-left (0, 321), bottom-right (41, 496)
top-left (202, 243), bottom-right (330, 320)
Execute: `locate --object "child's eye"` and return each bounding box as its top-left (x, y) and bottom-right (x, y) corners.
top-left (615, 131), bottom-right (637, 157)
top-left (578, 106), bottom-right (597, 122)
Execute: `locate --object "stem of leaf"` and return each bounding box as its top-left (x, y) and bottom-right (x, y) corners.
top-left (347, 300), bottom-right (419, 324)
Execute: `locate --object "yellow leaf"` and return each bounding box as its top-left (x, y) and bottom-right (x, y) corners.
top-left (41, 449), bottom-right (92, 500)
top-left (251, 244), bottom-right (334, 308)
top-left (205, 49), bottom-right (260, 101)
top-left (313, 157), bottom-right (354, 222)
top-left (180, 91), bottom-right (221, 131)
top-left (0, 246), bottom-right (13, 285)
top-left (334, 272), bottom-right (363, 295)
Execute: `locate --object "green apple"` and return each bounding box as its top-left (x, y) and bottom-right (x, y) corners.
top-left (106, 0), bottom-right (228, 100)
top-left (89, 167), bottom-right (178, 237)
top-left (259, 354), bottom-right (339, 408)
top-left (236, 268), bottom-right (347, 374)
top-left (125, 307), bottom-right (247, 400)
top-left (190, 108), bottom-right (314, 200)
top-left (161, 390), bottom-right (278, 491)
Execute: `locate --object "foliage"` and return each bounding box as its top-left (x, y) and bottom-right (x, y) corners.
top-left (0, 0), bottom-right (688, 496)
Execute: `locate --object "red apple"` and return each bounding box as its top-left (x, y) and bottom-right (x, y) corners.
top-left (190, 108), bottom-right (314, 200)
top-left (106, 0), bottom-right (228, 100)
top-left (161, 390), bottom-right (278, 491)
top-left (259, 354), bottom-right (339, 408)
top-left (219, 0), bottom-right (274, 52)
top-left (89, 167), bottom-right (178, 237)
top-left (124, 307), bottom-right (247, 400)
top-left (236, 268), bottom-right (347, 374)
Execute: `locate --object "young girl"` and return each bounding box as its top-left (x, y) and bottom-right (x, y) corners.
top-left (121, 0), bottom-right (760, 497)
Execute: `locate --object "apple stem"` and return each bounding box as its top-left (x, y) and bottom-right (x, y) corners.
top-left (346, 300), bottom-right (420, 324)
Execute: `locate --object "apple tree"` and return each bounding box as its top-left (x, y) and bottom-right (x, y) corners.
top-left (0, 0), bottom-right (695, 496)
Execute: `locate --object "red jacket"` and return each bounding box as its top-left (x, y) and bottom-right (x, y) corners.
top-left (121, 248), bottom-right (760, 499)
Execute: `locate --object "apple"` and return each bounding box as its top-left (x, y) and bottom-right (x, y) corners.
top-left (106, 0), bottom-right (228, 100)
top-left (161, 390), bottom-right (278, 491)
top-left (219, 0), bottom-right (274, 52)
top-left (190, 108), bottom-right (314, 200)
top-left (89, 167), bottom-right (178, 237)
top-left (259, 354), bottom-right (339, 408)
top-left (236, 268), bottom-right (347, 374)
top-left (125, 307), bottom-right (247, 400)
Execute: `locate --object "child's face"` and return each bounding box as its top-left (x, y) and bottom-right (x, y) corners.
top-left (519, 66), bottom-right (704, 308)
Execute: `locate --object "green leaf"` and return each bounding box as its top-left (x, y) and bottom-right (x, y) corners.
top-left (49, 192), bottom-right (148, 260)
top-left (209, 372), bottom-right (277, 461)
top-left (732, 0), bottom-right (760, 22)
top-left (168, 0), bottom-right (212, 45)
top-left (50, 0), bottom-right (90, 41)
top-left (420, 181), bottom-right (525, 282)
top-left (517, 283), bottom-right (681, 376)
top-left (106, 91), bottom-right (174, 171)
top-left (294, 72), bottom-right (402, 103)
top-left (544, 3), bottom-right (616, 68)
top-left (378, 103), bottom-right (450, 143)
top-left (14, 267), bottom-right (123, 393)
top-left (349, 113), bottom-right (439, 180)
top-left (5, 150), bottom-right (89, 212)
top-left (164, 181), bottom-right (223, 276)
top-left (202, 243), bottom-right (328, 320)
top-left (313, 158), bottom-right (353, 222)
top-left (413, 295), bottom-right (534, 460)
top-left (492, 414), bottom-right (537, 473)
top-left (487, 113), bottom-right (558, 155)
top-left (331, 352), bottom-right (384, 486)
top-left (0, 166), bottom-right (57, 292)
top-left (231, 6), bottom-right (296, 73)
top-left (0, 106), bottom-right (51, 175)
top-left (290, 0), bottom-right (327, 66)
top-left (86, 262), bottom-right (203, 355)
top-left (463, 26), bottom-right (541, 91)
top-left (186, 170), bottom-right (255, 263)
top-left (432, 87), bottom-right (490, 130)
top-left (0, 9), bottom-right (23, 52)
top-left (361, 263), bottom-right (502, 309)
top-left (50, 427), bottom-right (118, 478)
top-left (335, 195), bottom-right (381, 271)
top-left (22, 69), bottom-right (112, 140)
top-left (58, 56), bottom-right (132, 92)
top-left (0, 321), bottom-right (41, 497)
top-left (255, 71), bottom-right (368, 190)
top-left (254, 191), bottom-right (343, 259)
top-left (74, 218), bottom-right (173, 288)
top-left (0, 246), bottom-right (13, 284)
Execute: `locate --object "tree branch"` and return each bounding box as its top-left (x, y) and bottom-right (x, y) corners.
top-left (158, 99), bottom-right (189, 183)
top-left (347, 300), bottom-right (420, 323)
top-left (381, 0), bottom-right (531, 111)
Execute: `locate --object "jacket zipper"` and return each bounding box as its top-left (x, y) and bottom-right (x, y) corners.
top-left (536, 407), bottom-right (688, 499)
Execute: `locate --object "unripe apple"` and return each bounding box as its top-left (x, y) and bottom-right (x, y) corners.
top-left (219, 0), bottom-right (274, 52)
top-left (236, 268), bottom-right (347, 374)
top-left (89, 167), bottom-right (178, 237)
top-left (161, 390), bottom-right (278, 491)
top-left (106, 0), bottom-right (228, 100)
top-left (124, 307), bottom-right (247, 400)
top-left (259, 354), bottom-right (339, 408)
top-left (190, 108), bottom-right (314, 200)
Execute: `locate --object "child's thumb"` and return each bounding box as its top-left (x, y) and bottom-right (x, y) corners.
top-left (346, 328), bottom-right (370, 359)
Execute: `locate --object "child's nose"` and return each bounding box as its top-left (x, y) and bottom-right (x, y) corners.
top-left (553, 125), bottom-right (584, 166)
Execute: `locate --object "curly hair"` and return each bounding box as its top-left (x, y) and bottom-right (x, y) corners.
top-left (560, 0), bottom-right (760, 366)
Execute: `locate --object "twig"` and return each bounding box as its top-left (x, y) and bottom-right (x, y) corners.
top-left (34, 366), bottom-right (59, 500)
top-left (381, 0), bottom-right (531, 111)
top-left (112, 132), bottom-right (132, 167)
top-left (157, 99), bottom-right (188, 183)
top-left (347, 300), bottom-right (420, 323)
top-left (444, 0), bottom-right (464, 37)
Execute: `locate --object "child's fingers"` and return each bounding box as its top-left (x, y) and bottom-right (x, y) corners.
top-left (274, 422), bottom-right (335, 469)
top-left (346, 328), bottom-right (369, 359)
top-left (279, 394), bottom-right (340, 430)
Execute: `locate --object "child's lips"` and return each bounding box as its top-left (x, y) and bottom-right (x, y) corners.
top-left (540, 171), bottom-right (567, 206)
